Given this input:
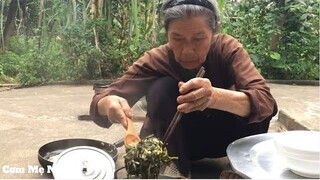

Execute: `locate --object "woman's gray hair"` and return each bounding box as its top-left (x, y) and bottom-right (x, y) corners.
top-left (161, 0), bottom-right (220, 33)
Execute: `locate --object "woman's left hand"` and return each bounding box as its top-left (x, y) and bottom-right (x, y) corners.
top-left (177, 77), bottom-right (214, 113)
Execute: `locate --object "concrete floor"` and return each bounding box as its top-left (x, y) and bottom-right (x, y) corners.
top-left (0, 83), bottom-right (319, 179)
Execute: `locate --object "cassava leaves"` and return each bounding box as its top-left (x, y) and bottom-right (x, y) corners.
top-left (123, 134), bottom-right (177, 179)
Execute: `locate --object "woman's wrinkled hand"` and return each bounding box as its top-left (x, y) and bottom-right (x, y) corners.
top-left (177, 77), bottom-right (214, 113)
top-left (97, 95), bottom-right (133, 129)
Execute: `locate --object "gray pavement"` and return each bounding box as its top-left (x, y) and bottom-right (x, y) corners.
top-left (268, 84), bottom-right (320, 131)
top-left (0, 83), bottom-right (319, 179)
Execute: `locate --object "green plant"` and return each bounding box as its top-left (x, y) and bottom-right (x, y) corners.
top-left (0, 51), bottom-right (22, 77)
top-left (62, 23), bottom-right (103, 79)
top-left (1, 1), bottom-right (167, 84)
top-left (222, 0), bottom-right (319, 80)
top-left (17, 37), bottom-right (87, 86)
top-left (0, 63), bottom-right (3, 75)
top-left (0, 74), bottom-right (15, 84)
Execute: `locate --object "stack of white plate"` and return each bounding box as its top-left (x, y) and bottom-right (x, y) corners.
top-left (274, 130), bottom-right (320, 178)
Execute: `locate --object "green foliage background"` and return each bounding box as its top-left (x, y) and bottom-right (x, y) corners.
top-left (221, 0), bottom-right (319, 80)
top-left (0, 0), bottom-right (318, 86)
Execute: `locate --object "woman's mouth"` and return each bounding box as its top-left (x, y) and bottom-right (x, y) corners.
top-left (179, 60), bottom-right (200, 69)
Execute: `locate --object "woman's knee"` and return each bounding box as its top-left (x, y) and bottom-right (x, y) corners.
top-left (143, 76), bottom-right (179, 138)
top-left (146, 76), bottom-right (179, 111)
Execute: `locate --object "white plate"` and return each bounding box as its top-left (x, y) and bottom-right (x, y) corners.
top-left (227, 133), bottom-right (309, 179)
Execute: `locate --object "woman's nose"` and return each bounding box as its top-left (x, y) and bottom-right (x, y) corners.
top-left (182, 42), bottom-right (195, 54)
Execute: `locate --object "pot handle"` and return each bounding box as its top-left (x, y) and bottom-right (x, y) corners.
top-left (113, 138), bottom-right (124, 148)
top-left (114, 166), bottom-right (126, 179)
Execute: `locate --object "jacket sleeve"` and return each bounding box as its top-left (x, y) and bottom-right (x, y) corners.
top-left (89, 44), bottom-right (176, 128)
top-left (219, 35), bottom-right (278, 123)
top-left (89, 53), bottom-right (157, 128)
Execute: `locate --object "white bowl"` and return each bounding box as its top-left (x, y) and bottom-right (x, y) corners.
top-left (274, 130), bottom-right (320, 178)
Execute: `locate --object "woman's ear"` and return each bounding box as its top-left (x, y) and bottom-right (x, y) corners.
top-left (216, 21), bottom-right (221, 30)
top-left (213, 21), bottom-right (221, 33)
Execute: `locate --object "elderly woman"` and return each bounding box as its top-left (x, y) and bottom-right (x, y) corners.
top-left (90, 0), bottom-right (278, 178)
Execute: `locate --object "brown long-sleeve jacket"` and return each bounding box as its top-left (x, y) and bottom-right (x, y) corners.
top-left (90, 34), bottom-right (277, 128)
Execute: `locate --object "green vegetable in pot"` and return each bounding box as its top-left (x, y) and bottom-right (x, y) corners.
top-left (123, 134), bottom-right (177, 179)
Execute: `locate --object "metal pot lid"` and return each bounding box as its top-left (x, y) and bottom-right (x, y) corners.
top-left (52, 146), bottom-right (115, 180)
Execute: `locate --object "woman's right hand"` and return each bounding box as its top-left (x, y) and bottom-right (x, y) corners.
top-left (97, 95), bottom-right (133, 129)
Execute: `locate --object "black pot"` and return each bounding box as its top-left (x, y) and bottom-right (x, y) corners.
top-left (93, 83), bottom-right (110, 94)
top-left (38, 138), bottom-right (124, 170)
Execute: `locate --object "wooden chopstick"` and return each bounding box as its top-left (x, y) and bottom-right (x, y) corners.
top-left (162, 67), bottom-right (206, 144)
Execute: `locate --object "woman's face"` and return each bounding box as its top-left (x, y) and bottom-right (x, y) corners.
top-left (167, 16), bottom-right (214, 70)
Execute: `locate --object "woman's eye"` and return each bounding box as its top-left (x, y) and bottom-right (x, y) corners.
top-left (194, 38), bottom-right (206, 42)
top-left (173, 38), bottom-right (184, 42)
